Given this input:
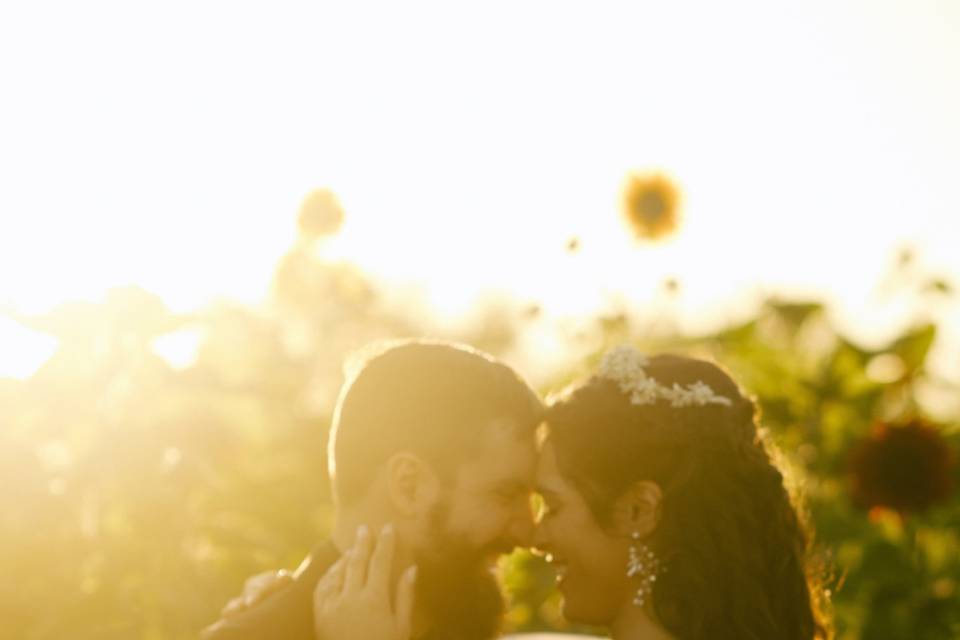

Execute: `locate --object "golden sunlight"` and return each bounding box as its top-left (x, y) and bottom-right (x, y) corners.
top-left (0, 316), bottom-right (57, 380)
top-left (0, 1), bottom-right (957, 356)
top-left (2, 4), bottom-right (959, 640)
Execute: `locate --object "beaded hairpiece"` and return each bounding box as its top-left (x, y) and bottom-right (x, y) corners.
top-left (597, 345), bottom-right (733, 408)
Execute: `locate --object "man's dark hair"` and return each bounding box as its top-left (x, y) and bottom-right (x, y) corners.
top-left (328, 339), bottom-right (542, 505)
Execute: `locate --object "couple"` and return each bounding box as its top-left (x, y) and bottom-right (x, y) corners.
top-left (202, 340), bottom-right (830, 640)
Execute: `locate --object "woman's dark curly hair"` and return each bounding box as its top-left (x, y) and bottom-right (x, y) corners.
top-left (544, 353), bottom-right (832, 640)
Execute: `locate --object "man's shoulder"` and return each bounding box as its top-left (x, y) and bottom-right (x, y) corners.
top-left (200, 542), bottom-right (340, 640)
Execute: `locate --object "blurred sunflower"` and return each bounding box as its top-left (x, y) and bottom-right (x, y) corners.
top-left (621, 172), bottom-right (682, 241)
top-left (297, 188), bottom-right (344, 239)
top-left (848, 419), bottom-right (955, 514)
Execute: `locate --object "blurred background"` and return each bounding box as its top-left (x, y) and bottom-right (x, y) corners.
top-left (1, 1), bottom-right (958, 638)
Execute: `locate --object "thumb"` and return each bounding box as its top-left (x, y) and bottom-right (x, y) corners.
top-left (395, 565), bottom-right (417, 640)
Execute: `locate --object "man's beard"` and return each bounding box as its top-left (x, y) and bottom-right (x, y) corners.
top-left (413, 502), bottom-right (508, 640)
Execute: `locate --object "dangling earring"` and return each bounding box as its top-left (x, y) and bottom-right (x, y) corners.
top-left (626, 531), bottom-right (661, 607)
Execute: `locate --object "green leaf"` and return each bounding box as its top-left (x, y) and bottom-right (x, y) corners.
top-left (767, 299), bottom-right (825, 329)
top-left (890, 324), bottom-right (937, 373)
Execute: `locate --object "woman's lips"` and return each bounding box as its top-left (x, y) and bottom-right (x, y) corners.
top-left (545, 554), bottom-right (569, 584)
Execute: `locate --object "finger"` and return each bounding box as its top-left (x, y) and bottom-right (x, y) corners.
top-left (249, 570), bottom-right (293, 605)
top-left (223, 569), bottom-right (290, 617)
top-left (314, 557), bottom-right (347, 610)
top-left (367, 523), bottom-right (395, 595)
top-left (221, 595), bottom-right (246, 617)
top-left (343, 525), bottom-right (371, 594)
top-left (245, 570), bottom-right (293, 601)
top-left (395, 565), bottom-right (417, 640)
top-left (243, 570), bottom-right (278, 594)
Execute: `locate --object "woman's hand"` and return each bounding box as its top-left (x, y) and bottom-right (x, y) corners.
top-left (313, 524), bottom-right (417, 640)
top-left (220, 569), bottom-right (294, 617)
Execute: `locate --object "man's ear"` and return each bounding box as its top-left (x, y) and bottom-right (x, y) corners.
top-left (385, 452), bottom-right (440, 517)
top-left (611, 480), bottom-right (662, 538)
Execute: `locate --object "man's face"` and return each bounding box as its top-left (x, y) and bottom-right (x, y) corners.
top-left (413, 420), bottom-right (538, 639)
top-left (442, 419), bottom-right (538, 555)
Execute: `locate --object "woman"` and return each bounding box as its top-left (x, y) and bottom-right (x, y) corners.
top-left (314, 346), bottom-right (832, 639)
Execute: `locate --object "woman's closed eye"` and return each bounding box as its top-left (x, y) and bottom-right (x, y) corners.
top-left (534, 488), bottom-right (563, 521)
top-left (536, 497), bottom-right (562, 521)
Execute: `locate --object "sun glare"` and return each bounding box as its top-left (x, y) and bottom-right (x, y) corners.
top-left (151, 327), bottom-right (205, 371)
top-left (0, 1), bottom-right (957, 377)
top-left (2, 5), bottom-right (960, 639)
top-left (0, 316), bottom-right (57, 380)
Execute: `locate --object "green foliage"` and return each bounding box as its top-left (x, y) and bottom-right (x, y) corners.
top-left (1, 264), bottom-right (957, 639)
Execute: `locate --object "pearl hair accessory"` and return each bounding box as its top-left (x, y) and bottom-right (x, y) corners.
top-left (627, 531), bottom-right (662, 607)
top-left (598, 345), bottom-right (733, 408)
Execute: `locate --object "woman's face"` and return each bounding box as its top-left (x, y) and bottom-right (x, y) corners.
top-left (532, 441), bottom-right (633, 626)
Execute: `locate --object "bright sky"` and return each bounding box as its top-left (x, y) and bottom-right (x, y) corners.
top-left (1, 1), bottom-right (959, 380)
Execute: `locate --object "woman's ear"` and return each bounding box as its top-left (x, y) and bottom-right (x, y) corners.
top-left (385, 452), bottom-right (440, 517)
top-left (612, 480), bottom-right (662, 538)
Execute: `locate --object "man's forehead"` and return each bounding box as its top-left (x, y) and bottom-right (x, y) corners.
top-left (462, 420), bottom-right (538, 480)
top-left (475, 418), bottom-right (537, 452)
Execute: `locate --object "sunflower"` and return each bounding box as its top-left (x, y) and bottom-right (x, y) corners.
top-left (621, 172), bottom-right (682, 241)
top-left (297, 188), bottom-right (344, 239)
top-left (848, 419), bottom-right (955, 514)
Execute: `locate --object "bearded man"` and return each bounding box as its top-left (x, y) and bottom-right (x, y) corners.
top-left (202, 340), bottom-right (542, 640)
